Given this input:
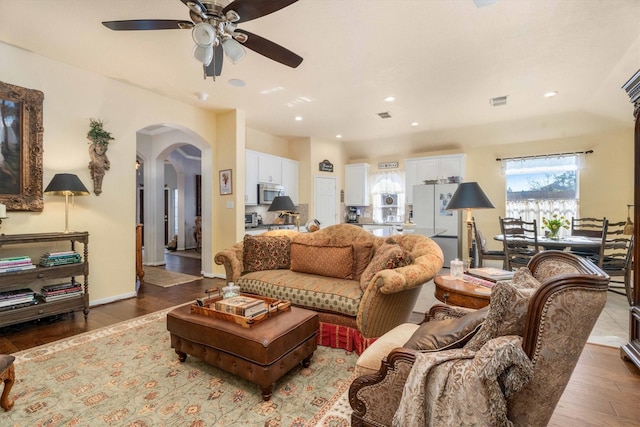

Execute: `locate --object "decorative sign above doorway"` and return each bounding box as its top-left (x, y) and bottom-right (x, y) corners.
top-left (378, 161), bottom-right (399, 169)
top-left (319, 159), bottom-right (333, 172)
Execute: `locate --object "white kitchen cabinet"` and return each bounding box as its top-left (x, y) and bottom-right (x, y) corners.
top-left (281, 158), bottom-right (299, 205)
top-left (345, 163), bottom-right (370, 206)
top-left (245, 150), bottom-right (259, 205)
top-left (246, 150), bottom-right (298, 205)
top-left (258, 153), bottom-right (282, 184)
top-left (405, 154), bottom-right (465, 204)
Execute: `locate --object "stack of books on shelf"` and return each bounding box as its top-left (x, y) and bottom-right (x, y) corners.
top-left (214, 295), bottom-right (267, 318)
top-left (0, 288), bottom-right (37, 310)
top-left (41, 283), bottom-right (83, 302)
top-left (463, 267), bottom-right (515, 288)
top-left (39, 251), bottom-right (82, 267)
top-left (0, 256), bottom-right (36, 273)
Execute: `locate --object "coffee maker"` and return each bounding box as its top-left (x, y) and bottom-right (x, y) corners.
top-left (347, 207), bottom-right (359, 223)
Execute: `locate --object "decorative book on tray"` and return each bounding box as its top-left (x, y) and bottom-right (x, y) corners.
top-left (214, 295), bottom-right (267, 318)
top-left (192, 291), bottom-right (291, 328)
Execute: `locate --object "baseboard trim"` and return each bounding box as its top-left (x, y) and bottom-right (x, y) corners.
top-left (90, 292), bottom-right (137, 307)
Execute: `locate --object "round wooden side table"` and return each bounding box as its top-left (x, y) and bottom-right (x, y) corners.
top-left (434, 275), bottom-right (491, 309)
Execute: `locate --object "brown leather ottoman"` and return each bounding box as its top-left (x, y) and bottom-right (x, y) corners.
top-left (166, 304), bottom-right (318, 401)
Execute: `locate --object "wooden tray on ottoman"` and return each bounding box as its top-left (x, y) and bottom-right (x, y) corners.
top-left (190, 292), bottom-right (291, 328)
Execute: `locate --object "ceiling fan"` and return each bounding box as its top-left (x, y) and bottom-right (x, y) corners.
top-left (102, 0), bottom-right (303, 80)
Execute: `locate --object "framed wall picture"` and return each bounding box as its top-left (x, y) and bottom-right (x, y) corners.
top-left (0, 81), bottom-right (45, 211)
top-left (219, 169), bottom-right (232, 195)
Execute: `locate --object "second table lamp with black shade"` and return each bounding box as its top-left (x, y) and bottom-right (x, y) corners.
top-left (268, 195), bottom-right (299, 231)
top-left (446, 182), bottom-right (495, 270)
top-left (44, 173), bottom-right (90, 233)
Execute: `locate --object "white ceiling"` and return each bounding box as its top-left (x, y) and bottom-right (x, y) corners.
top-left (1, 0), bottom-right (639, 159)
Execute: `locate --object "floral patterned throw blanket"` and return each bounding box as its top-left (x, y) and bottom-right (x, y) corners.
top-left (392, 335), bottom-right (533, 427)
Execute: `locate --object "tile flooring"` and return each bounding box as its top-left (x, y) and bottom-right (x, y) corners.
top-left (412, 278), bottom-right (630, 348)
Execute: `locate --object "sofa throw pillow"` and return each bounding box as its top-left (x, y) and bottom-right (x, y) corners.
top-left (465, 268), bottom-right (541, 351)
top-left (290, 242), bottom-right (355, 279)
top-left (404, 306), bottom-right (488, 351)
top-left (243, 235), bottom-right (291, 273)
top-left (352, 241), bottom-right (374, 281)
top-left (359, 239), bottom-right (414, 290)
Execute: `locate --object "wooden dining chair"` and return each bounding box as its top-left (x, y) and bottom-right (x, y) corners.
top-left (499, 217), bottom-right (539, 271)
top-left (471, 217), bottom-right (505, 268)
top-left (571, 217), bottom-right (607, 238)
top-left (595, 220), bottom-right (634, 305)
top-left (569, 217), bottom-right (607, 257)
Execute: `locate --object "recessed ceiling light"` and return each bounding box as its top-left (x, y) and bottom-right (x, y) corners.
top-left (336, 134), bottom-right (343, 139)
top-left (294, 116), bottom-right (303, 121)
top-left (411, 122), bottom-right (419, 127)
top-left (228, 79), bottom-right (246, 87)
top-left (544, 91), bottom-right (558, 98)
top-left (384, 96), bottom-right (395, 102)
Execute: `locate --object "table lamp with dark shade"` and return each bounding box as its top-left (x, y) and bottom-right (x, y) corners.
top-left (268, 195), bottom-right (299, 231)
top-left (446, 182), bottom-right (495, 269)
top-left (44, 173), bottom-right (90, 233)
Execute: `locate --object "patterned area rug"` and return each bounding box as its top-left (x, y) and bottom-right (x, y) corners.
top-left (2, 307), bottom-right (357, 426)
top-left (143, 266), bottom-right (202, 287)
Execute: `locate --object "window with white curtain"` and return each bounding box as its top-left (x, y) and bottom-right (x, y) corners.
top-left (371, 171), bottom-right (405, 223)
top-left (503, 154), bottom-right (584, 233)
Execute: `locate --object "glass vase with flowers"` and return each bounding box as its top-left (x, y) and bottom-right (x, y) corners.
top-left (542, 214), bottom-right (570, 240)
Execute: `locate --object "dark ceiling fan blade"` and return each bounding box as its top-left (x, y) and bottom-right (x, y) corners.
top-left (223, 0), bottom-right (298, 23)
top-left (102, 20), bottom-right (193, 31)
top-left (205, 45), bottom-right (224, 77)
top-left (235, 29), bottom-right (302, 68)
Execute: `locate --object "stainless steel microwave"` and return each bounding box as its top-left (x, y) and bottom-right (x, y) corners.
top-left (258, 183), bottom-right (285, 205)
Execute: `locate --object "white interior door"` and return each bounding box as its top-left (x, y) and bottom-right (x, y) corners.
top-left (314, 176), bottom-right (337, 227)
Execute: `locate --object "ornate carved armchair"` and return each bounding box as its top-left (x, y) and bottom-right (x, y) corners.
top-left (349, 251), bottom-right (610, 426)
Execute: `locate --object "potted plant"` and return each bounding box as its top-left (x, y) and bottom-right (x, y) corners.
top-left (542, 214), bottom-right (570, 239)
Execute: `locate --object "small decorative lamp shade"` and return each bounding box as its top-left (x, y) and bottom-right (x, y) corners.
top-left (268, 195), bottom-right (299, 231)
top-left (446, 182), bottom-right (495, 212)
top-left (268, 195), bottom-right (296, 213)
top-left (44, 173), bottom-right (90, 233)
top-left (446, 182), bottom-right (495, 269)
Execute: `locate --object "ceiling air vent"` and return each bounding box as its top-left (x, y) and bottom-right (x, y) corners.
top-left (377, 111), bottom-right (392, 119)
top-left (490, 96), bottom-right (508, 107)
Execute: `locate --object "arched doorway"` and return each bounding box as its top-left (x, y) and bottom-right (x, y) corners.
top-left (135, 124), bottom-right (213, 276)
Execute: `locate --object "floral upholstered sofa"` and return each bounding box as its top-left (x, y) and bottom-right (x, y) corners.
top-left (214, 224), bottom-right (444, 354)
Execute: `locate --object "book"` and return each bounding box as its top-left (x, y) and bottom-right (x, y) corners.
top-left (0, 264), bottom-right (36, 274)
top-left (214, 295), bottom-right (266, 317)
top-left (0, 288), bottom-right (36, 301)
top-left (43, 291), bottom-right (82, 302)
top-left (466, 267), bottom-right (514, 282)
top-left (462, 274), bottom-right (495, 289)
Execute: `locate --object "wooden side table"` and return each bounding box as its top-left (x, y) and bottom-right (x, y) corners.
top-left (434, 275), bottom-right (491, 309)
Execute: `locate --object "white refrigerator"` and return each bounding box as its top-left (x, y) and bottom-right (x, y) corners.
top-left (412, 184), bottom-right (461, 269)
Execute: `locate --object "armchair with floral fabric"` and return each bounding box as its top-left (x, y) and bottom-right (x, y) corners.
top-left (348, 250), bottom-right (610, 426)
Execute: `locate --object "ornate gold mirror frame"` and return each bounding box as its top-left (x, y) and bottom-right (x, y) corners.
top-left (0, 81), bottom-right (44, 211)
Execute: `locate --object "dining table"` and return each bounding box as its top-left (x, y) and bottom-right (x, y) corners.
top-left (493, 234), bottom-right (606, 251)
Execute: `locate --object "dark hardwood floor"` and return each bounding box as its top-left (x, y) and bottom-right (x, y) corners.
top-left (1, 252), bottom-right (639, 424)
top-left (0, 254), bottom-right (220, 353)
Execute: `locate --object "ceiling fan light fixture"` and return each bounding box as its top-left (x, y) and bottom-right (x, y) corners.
top-left (193, 44), bottom-right (214, 66)
top-left (222, 38), bottom-right (246, 64)
top-left (225, 10), bottom-right (240, 22)
top-left (192, 22), bottom-right (216, 47)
